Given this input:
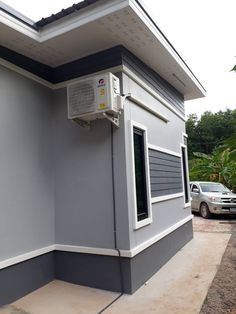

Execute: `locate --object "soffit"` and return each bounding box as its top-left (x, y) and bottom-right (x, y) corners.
top-left (0, 0), bottom-right (205, 100)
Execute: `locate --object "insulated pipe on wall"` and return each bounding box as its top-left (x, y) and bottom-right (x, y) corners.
top-left (98, 123), bottom-right (124, 313)
top-left (98, 122), bottom-right (124, 313)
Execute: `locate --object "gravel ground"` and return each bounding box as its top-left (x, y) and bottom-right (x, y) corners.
top-left (193, 214), bottom-right (236, 314)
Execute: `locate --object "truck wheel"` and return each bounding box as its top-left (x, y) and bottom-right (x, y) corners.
top-left (200, 203), bottom-right (212, 219)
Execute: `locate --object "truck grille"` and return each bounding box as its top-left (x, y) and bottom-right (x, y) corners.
top-left (221, 198), bottom-right (236, 203)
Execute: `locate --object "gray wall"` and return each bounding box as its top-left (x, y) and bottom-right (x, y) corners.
top-left (0, 66), bottom-right (54, 260)
top-left (0, 64), bottom-right (190, 262)
top-left (122, 73), bottom-right (191, 250)
top-left (53, 88), bottom-right (130, 249)
top-left (0, 67), bottom-right (131, 260)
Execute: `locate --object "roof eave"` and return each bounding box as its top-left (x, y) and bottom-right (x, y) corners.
top-left (0, 0), bottom-right (206, 100)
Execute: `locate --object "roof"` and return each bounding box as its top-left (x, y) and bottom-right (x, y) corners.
top-left (0, 0), bottom-right (206, 100)
top-left (35, 0), bottom-right (205, 94)
top-left (36, 0), bottom-right (101, 27)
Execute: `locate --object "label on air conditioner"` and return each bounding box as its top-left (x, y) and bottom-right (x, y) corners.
top-left (97, 78), bottom-right (106, 87)
top-left (99, 88), bottom-right (105, 96)
top-left (96, 76), bottom-right (108, 111)
top-left (99, 103), bottom-right (106, 109)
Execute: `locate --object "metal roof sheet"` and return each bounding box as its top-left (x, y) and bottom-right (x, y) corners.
top-left (36, 0), bottom-right (101, 27)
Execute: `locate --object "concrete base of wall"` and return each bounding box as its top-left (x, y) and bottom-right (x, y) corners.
top-left (0, 220), bottom-right (193, 305)
top-left (128, 219), bottom-right (193, 293)
top-left (0, 253), bottom-right (54, 306)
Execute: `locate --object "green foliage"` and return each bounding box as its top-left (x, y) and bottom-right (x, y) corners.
top-left (223, 131), bottom-right (236, 161)
top-left (186, 109), bottom-right (236, 159)
top-left (231, 64), bottom-right (236, 72)
top-left (189, 148), bottom-right (236, 192)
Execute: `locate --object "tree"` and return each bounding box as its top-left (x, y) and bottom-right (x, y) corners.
top-left (189, 148), bottom-right (236, 192)
top-left (231, 64), bottom-right (236, 72)
top-left (222, 131), bottom-right (236, 160)
top-left (186, 109), bottom-right (236, 158)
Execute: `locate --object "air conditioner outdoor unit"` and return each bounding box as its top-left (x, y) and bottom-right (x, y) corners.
top-left (67, 72), bottom-right (122, 127)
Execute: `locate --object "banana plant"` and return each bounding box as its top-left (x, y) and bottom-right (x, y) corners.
top-left (189, 148), bottom-right (236, 192)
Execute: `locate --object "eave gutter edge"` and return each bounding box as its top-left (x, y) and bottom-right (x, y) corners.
top-left (0, 2), bottom-right (38, 30)
top-left (134, 0), bottom-right (206, 94)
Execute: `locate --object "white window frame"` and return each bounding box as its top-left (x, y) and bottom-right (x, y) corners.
top-left (181, 142), bottom-right (191, 208)
top-left (130, 120), bottom-right (152, 230)
top-left (148, 144), bottom-right (184, 204)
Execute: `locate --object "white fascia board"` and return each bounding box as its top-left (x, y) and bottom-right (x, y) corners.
top-left (129, 0), bottom-right (206, 98)
top-left (0, 10), bottom-right (39, 40)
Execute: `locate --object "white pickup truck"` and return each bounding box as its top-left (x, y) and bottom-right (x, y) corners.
top-left (190, 181), bottom-right (236, 218)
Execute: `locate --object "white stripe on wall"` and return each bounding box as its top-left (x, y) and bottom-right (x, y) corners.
top-left (0, 215), bottom-right (193, 269)
top-left (0, 245), bottom-right (55, 270)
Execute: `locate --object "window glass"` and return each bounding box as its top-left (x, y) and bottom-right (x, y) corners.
top-left (191, 184), bottom-right (198, 192)
top-left (181, 146), bottom-right (190, 203)
top-left (200, 183), bottom-right (230, 193)
top-left (133, 127), bottom-right (148, 221)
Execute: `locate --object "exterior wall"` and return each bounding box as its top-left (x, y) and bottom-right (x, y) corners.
top-left (149, 149), bottom-right (183, 197)
top-left (0, 253), bottom-right (54, 306)
top-left (53, 87), bottom-right (130, 249)
top-left (0, 65), bottom-right (54, 261)
top-left (0, 54), bottom-right (193, 301)
top-left (121, 49), bottom-right (185, 116)
top-left (0, 63), bottom-right (191, 260)
top-left (122, 72), bottom-right (191, 250)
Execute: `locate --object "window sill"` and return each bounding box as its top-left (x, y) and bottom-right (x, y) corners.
top-left (151, 192), bottom-right (184, 204)
top-left (134, 217), bottom-right (152, 230)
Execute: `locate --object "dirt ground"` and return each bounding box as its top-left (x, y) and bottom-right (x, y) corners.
top-left (193, 214), bottom-right (236, 314)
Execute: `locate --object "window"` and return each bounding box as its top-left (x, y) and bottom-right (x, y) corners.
top-left (199, 182), bottom-right (230, 193)
top-left (181, 146), bottom-right (190, 204)
top-left (133, 127), bottom-right (148, 221)
top-left (191, 184), bottom-right (199, 192)
top-left (131, 121), bottom-right (152, 229)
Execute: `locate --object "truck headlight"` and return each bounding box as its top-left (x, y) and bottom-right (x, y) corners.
top-left (209, 196), bottom-right (221, 202)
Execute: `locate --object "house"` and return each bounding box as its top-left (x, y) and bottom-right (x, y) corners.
top-left (0, 0), bottom-right (205, 305)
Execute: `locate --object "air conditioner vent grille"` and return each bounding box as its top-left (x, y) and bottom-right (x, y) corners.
top-left (68, 82), bottom-right (95, 116)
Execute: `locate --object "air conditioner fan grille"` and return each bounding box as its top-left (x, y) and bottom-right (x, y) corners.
top-left (69, 82), bottom-right (95, 116)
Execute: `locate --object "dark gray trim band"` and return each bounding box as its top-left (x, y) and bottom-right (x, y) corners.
top-left (54, 252), bottom-right (125, 292)
top-left (0, 46), bottom-right (53, 81)
top-left (0, 220), bottom-right (192, 305)
top-left (128, 219), bottom-right (193, 293)
top-left (0, 252), bottom-right (54, 306)
top-left (0, 45), bottom-right (184, 115)
top-left (0, 45), bottom-right (122, 83)
top-left (121, 48), bottom-right (184, 115)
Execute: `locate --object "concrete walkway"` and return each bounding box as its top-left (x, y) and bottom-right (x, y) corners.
top-left (0, 225), bottom-right (230, 314)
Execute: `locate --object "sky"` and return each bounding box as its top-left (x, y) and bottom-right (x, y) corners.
top-left (2, 0), bottom-right (236, 118)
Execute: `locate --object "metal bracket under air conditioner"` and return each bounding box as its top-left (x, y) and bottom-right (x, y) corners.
top-left (102, 112), bottom-right (120, 127)
top-left (72, 117), bottom-right (91, 129)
